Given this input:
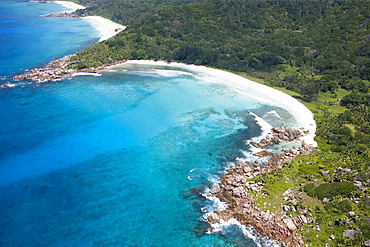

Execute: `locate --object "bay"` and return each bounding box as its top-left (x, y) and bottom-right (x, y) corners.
top-left (0, 1), bottom-right (303, 246)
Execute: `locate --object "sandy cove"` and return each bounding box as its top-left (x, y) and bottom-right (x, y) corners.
top-left (12, 58), bottom-right (317, 141)
top-left (54, 1), bottom-right (85, 11)
top-left (30, 0), bottom-right (85, 11)
top-left (55, 0), bottom-right (126, 41)
top-left (37, 0), bottom-right (126, 41)
top-left (112, 60), bottom-right (317, 146)
top-left (10, 1), bottom-right (126, 83)
top-left (108, 61), bottom-right (317, 246)
top-left (83, 16), bottom-right (125, 42)
top-left (11, 59), bottom-right (317, 245)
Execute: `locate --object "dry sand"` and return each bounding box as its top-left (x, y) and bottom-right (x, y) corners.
top-left (55, 1), bottom-right (125, 41)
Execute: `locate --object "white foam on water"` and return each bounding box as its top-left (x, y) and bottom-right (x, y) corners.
top-left (233, 111), bottom-right (274, 164)
top-left (206, 218), bottom-right (282, 247)
top-left (1, 83), bottom-right (17, 88)
top-left (121, 69), bottom-right (194, 78)
top-left (187, 168), bottom-right (211, 181)
top-left (249, 112), bottom-right (273, 142)
top-left (263, 109), bottom-right (282, 119)
top-left (72, 72), bottom-right (102, 77)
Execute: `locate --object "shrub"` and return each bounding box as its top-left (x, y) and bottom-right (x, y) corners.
top-left (305, 182), bottom-right (358, 200)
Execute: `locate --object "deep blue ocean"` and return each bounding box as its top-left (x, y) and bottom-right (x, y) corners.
top-left (0, 1), bottom-right (300, 246)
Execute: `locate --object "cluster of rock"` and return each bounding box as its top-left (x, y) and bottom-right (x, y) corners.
top-left (271, 126), bottom-right (308, 141)
top-left (40, 12), bottom-right (87, 18)
top-left (250, 126), bottom-right (311, 158)
top-left (335, 167), bottom-right (368, 192)
top-left (12, 55), bottom-right (76, 82)
top-left (11, 54), bottom-right (128, 83)
top-left (204, 127), bottom-right (316, 246)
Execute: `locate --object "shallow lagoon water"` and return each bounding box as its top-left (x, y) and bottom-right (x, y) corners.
top-left (0, 63), bottom-right (297, 246)
top-left (0, 1), bottom-right (303, 246)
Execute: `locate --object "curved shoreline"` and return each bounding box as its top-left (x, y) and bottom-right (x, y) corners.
top-left (83, 16), bottom-right (126, 42)
top-left (42, 1), bottom-right (126, 42)
top-left (54, 1), bottom-right (85, 11)
top-left (108, 60), bottom-right (316, 245)
top-left (9, 58), bottom-right (317, 245)
top-left (109, 60), bottom-right (317, 147)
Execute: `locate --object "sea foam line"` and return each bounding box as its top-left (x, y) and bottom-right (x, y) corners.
top-left (264, 110), bottom-right (282, 119)
top-left (117, 60), bottom-right (316, 147)
top-left (203, 192), bottom-right (281, 247)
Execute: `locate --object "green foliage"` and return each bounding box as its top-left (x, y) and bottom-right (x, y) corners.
top-left (303, 183), bottom-right (315, 193)
top-left (74, 0), bottom-right (204, 25)
top-left (71, 0), bottom-right (370, 103)
top-left (305, 182), bottom-right (358, 200)
top-left (324, 200), bottom-right (355, 214)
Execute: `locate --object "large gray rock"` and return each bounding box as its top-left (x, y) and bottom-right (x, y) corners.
top-left (283, 218), bottom-right (297, 231)
top-left (321, 170), bottom-right (330, 177)
top-left (210, 185), bottom-right (221, 194)
top-left (207, 213), bottom-right (220, 223)
top-left (343, 229), bottom-right (357, 239)
top-left (272, 126), bottom-right (286, 133)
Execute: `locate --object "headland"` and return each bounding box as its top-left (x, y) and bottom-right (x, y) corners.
top-left (8, 0), bottom-right (126, 84)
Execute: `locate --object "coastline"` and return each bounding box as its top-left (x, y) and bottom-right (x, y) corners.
top-left (110, 60), bottom-right (317, 147)
top-left (8, 1), bottom-right (126, 84)
top-left (9, 56), bottom-right (317, 245)
top-left (54, 1), bottom-right (85, 11)
top-left (83, 16), bottom-right (125, 42)
top-left (52, 1), bottom-right (126, 41)
top-left (107, 60), bottom-right (316, 245)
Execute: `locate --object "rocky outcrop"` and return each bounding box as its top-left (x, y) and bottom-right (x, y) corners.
top-left (40, 12), bottom-right (87, 18)
top-left (249, 126), bottom-right (314, 158)
top-left (252, 150), bottom-right (273, 157)
top-left (204, 127), bottom-right (316, 246)
top-left (12, 54), bottom-right (128, 83)
top-left (343, 229), bottom-right (360, 239)
top-left (271, 126), bottom-right (304, 141)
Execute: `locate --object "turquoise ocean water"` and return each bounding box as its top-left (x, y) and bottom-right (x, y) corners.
top-left (0, 1), bottom-right (301, 246)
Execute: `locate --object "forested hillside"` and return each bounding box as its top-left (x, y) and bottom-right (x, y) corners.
top-left (68, 0), bottom-right (370, 246)
top-left (71, 0), bottom-right (370, 100)
top-left (74, 0), bottom-right (203, 25)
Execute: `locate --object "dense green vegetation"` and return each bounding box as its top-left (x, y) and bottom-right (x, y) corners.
top-left (66, 0), bottom-right (369, 245)
top-left (70, 0), bottom-right (370, 101)
top-left (73, 0), bottom-right (203, 25)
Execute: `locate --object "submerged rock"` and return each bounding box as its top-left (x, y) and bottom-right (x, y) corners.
top-left (249, 141), bottom-right (265, 149)
top-left (253, 150), bottom-right (273, 157)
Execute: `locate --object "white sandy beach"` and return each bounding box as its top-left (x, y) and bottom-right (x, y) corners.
top-left (55, 1), bottom-right (125, 42)
top-left (83, 16), bottom-right (126, 42)
top-left (55, 1), bottom-right (85, 11)
top-left (110, 60), bottom-right (317, 147)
